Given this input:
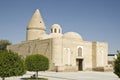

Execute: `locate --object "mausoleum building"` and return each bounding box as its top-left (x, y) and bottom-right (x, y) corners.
top-left (8, 9), bottom-right (108, 71)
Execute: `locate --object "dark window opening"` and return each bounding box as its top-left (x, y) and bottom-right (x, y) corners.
top-left (54, 28), bottom-right (57, 33)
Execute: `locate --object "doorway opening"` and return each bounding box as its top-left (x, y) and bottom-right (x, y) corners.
top-left (76, 59), bottom-right (83, 71)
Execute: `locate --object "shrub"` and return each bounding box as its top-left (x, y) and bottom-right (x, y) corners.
top-left (25, 54), bottom-right (49, 78)
top-left (114, 50), bottom-right (120, 78)
top-left (0, 40), bottom-right (11, 51)
top-left (0, 50), bottom-right (26, 80)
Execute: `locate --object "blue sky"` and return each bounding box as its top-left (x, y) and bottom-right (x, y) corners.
top-left (0, 0), bottom-right (120, 54)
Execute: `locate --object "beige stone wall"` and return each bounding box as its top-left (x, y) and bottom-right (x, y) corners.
top-left (62, 38), bottom-right (108, 71)
top-left (8, 39), bottom-right (51, 56)
top-left (7, 37), bottom-right (108, 72)
top-left (82, 41), bottom-right (93, 71)
top-left (92, 42), bottom-right (97, 68)
top-left (7, 39), bottom-right (55, 71)
top-left (62, 38), bottom-right (93, 71)
top-left (92, 42), bottom-right (108, 69)
top-left (61, 38), bottom-right (81, 71)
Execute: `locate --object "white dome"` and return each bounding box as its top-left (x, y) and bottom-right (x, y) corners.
top-left (51, 24), bottom-right (62, 29)
top-left (63, 32), bottom-right (83, 40)
top-left (50, 24), bottom-right (62, 34)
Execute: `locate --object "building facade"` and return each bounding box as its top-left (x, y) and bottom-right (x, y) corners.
top-left (8, 9), bottom-right (108, 71)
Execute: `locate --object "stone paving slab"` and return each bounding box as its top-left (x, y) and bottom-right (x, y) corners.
top-left (0, 71), bottom-right (120, 80)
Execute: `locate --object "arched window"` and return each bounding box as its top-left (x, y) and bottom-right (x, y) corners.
top-left (54, 28), bottom-right (57, 33)
top-left (78, 47), bottom-right (82, 57)
top-left (64, 48), bottom-right (71, 65)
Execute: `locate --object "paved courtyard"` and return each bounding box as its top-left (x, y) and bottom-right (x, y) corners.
top-left (0, 71), bottom-right (120, 80)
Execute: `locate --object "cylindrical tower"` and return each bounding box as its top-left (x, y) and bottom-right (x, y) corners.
top-left (50, 24), bottom-right (63, 71)
top-left (26, 9), bottom-right (46, 40)
top-left (51, 38), bottom-right (63, 71)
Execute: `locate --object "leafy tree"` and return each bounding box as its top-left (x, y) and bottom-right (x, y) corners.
top-left (25, 54), bottom-right (49, 78)
top-left (0, 40), bottom-right (11, 51)
top-left (114, 50), bottom-right (120, 78)
top-left (0, 50), bottom-right (26, 80)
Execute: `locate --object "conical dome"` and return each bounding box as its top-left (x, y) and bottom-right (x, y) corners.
top-left (26, 9), bottom-right (46, 41)
top-left (27, 9), bottom-right (46, 30)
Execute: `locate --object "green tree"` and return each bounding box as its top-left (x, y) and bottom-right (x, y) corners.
top-left (114, 50), bottom-right (120, 78)
top-left (0, 50), bottom-right (26, 80)
top-left (25, 54), bottom-right (49, 78)
top-left (0, 40), bottom-right (11, 51)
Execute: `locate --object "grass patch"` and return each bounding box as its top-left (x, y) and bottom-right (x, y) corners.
top-left (21, 78), bottom-right (48, 80)
top-left (28, 78), bottom-right (48, 80)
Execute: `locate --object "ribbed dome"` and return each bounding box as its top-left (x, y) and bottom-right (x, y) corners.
top-left (63, 32), bottom-right (83, 40)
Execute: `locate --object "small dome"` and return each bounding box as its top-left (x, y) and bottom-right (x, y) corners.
top-left (51, 24), bottom-right (62, 29)
top-left (50, 24), bottom-right (62, 34)
top-left (63, 32), bottom-right (83, 40)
